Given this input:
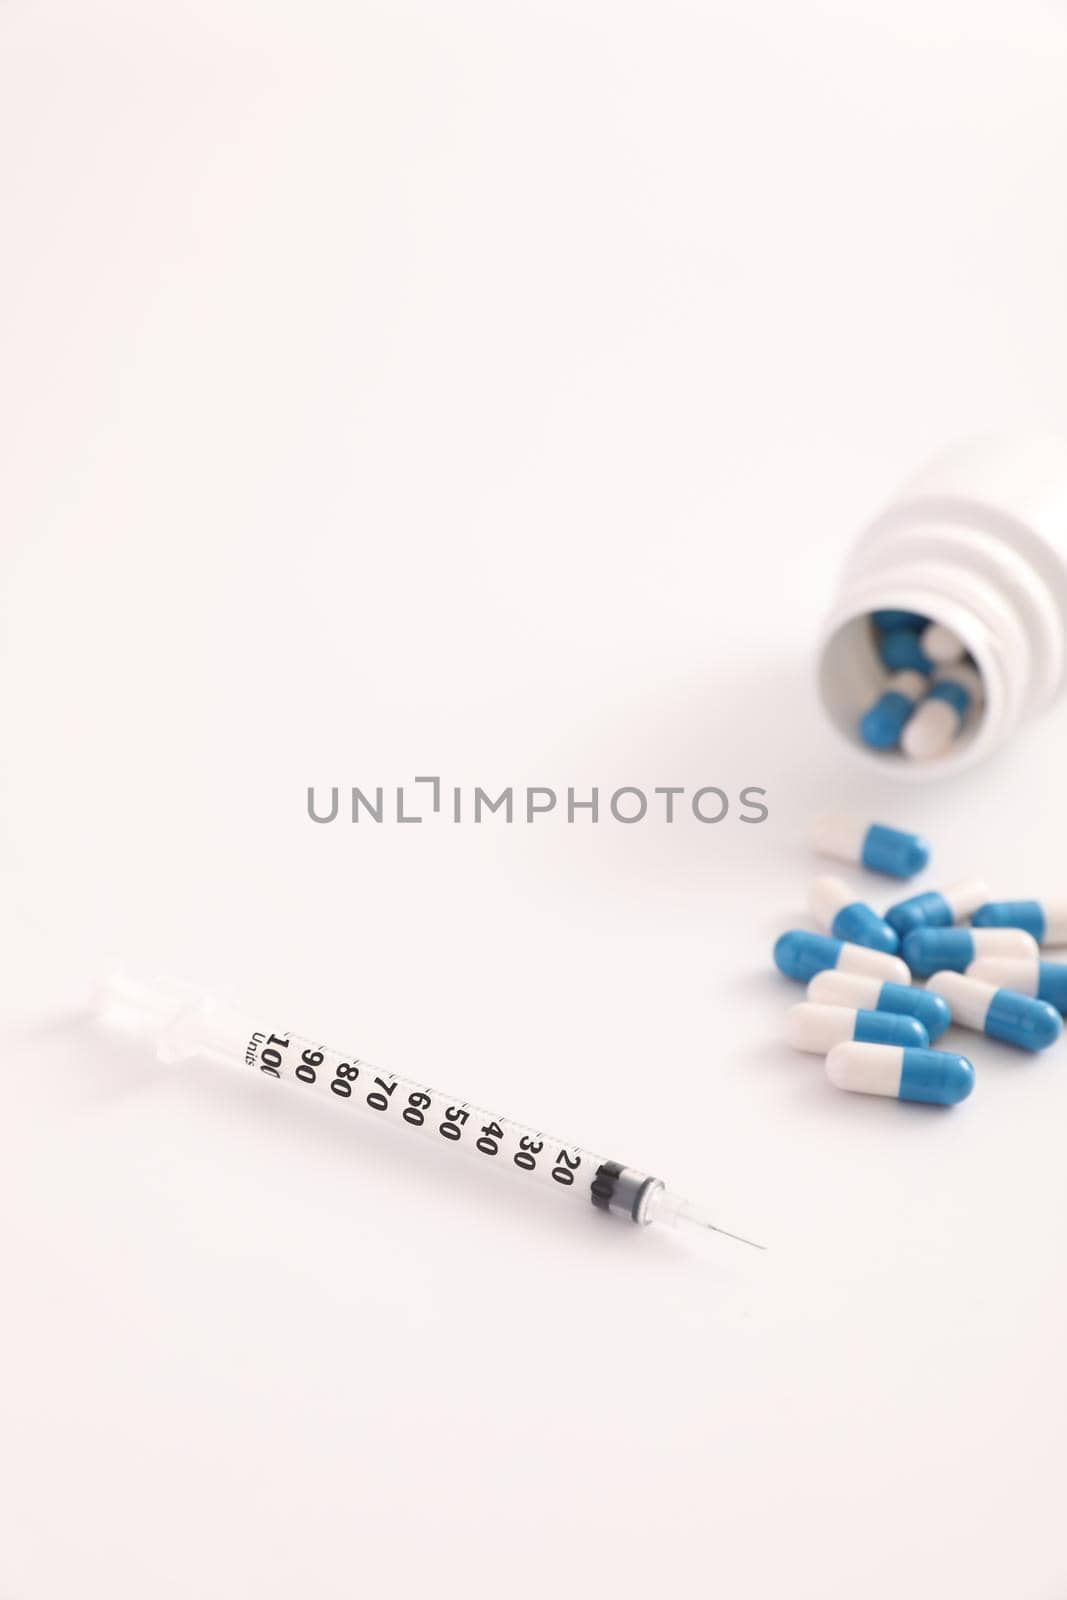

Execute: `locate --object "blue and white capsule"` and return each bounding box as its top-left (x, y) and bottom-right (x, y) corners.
top-left (787, 1002), bottom-right (928, 1054)
top-left (878, 628), bottom-right (934, 676)
top-left (808, 876), bottom-right (900, 954)
top-left (927, 971), bottom-right (1063, 1052)
top-left (859, 670), bottom-right (928, 750)
top-left (885, 876), bottom-right (989, 938)
top-left (774, 931), bottom-right (910, 985)
top-left (825, 1041), bottom-right (975, 1105)
top-left (809, 812), bottom-right (930, 879)
top-left (871, 609), bottom-right (927, 633)
top-left (919, 621), bottom-right (966, 666)
top-left (806, 969), bottom-right (952, 1043)
top-left (902, 925), bottom-right (1038, 978)
top-left (971, 898), bottom-right (1067, 946)
top-left (967, 957), bottom-right (1067, 1016)
top-left (902, 665), bottom-right (982, 760)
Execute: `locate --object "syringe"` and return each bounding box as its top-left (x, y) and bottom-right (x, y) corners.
top-left (95, 972), bottom-right (763, 1248)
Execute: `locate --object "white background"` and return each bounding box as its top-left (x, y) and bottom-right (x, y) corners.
top-left (2, 3), bottom-right (1066, 1595)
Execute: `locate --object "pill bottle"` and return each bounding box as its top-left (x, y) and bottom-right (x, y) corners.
top-left (817, 435), bottom-right (1067, 775)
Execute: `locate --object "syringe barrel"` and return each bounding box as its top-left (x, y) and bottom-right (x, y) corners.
top-left (96, 974), bottom-right (646, 1223)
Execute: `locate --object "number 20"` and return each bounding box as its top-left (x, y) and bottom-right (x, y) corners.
top-left (551, 1149), bottom-right (580, 1186)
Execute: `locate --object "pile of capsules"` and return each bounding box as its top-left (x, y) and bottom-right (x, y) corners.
top-left (773, 812), bottom-right (1066, 1106)
top-left (860, 609), bottom-right (980, 760)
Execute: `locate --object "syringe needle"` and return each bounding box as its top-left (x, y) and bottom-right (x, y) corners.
top-left (704, 1222), bottom-right (766, 1250)
top-left (649, 1189), bottom-right (766, 1248)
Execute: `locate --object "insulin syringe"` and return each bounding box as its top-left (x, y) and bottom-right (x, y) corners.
top-left (96, 972), bottom-right (762, 1248)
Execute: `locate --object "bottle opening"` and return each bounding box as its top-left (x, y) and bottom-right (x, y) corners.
top-left (818, 606), bottom-right (994, 774)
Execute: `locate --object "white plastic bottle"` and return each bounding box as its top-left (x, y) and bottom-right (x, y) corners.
top-left (818, 436), bottom-right (1067, 774)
